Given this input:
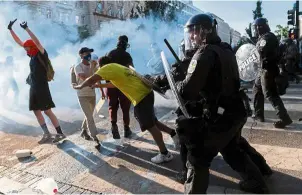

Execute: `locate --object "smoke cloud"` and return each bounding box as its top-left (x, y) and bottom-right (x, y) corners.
top-left (0, 2), bottom-right (179, 128)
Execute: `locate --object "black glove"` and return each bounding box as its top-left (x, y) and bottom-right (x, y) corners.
top-left (144, 74), bottom-right (152, 80)
top-left (20, 21), bottom-right (28, 29)
top-left (8, 19), bottom-right (17, 30)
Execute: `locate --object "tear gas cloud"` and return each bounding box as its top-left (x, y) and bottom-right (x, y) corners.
top-left (0, 2), bottom-right (181, 113)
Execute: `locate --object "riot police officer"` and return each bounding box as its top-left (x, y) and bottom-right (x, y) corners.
top-left (253, 18), bottom-right (292, 128)
top-left (174, 14), bottom-right (268, 194)
top-left (279, 38), bottom-right (300, 83)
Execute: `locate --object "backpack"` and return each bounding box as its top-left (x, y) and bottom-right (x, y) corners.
top-left (37, 53), bottom-right (55, 82)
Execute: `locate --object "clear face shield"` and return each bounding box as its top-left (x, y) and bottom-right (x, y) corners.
top-left (184, 25), bottom-right (211, 51)
top-left (251, 24), bottom-right (258, 38)
top-left (178, 41), bottom-right (185, 60)
top-left (150, 43), bottom-right (160, 57)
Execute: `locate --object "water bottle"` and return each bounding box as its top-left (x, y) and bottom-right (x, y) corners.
top-left (15, 149), bottom-right (32, 158)
top-left (36, 178), bottom-right (58, 195)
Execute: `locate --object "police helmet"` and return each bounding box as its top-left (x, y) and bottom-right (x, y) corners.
top-left (185, 14), bottom-right (215, 30)
top-left (252, 17), bottom-right (270, 37)
top-left (184, 14), bottom-right (216, 51)
top-left (253, 18), bottom-right (268, 26)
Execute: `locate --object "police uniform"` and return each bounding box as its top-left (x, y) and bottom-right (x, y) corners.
top-left (155, 44), bottom-right (271, 186)
top-left (253, 30), bottom-right (292, 127)
top-left (171, 14), bottom-right (269, 194)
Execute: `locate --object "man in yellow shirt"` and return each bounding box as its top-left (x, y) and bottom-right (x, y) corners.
top-left (74, 56), bottom-right (179, 164)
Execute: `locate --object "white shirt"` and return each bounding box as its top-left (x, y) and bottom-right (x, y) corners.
top-left (74, 62), bottom-right (95, 97)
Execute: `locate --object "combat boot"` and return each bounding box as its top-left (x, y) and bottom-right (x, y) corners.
top-left (124, 125), bottom-right (132, 138)
top-left (274, 118), bottom-right (292, 128)
top-left (238, 155), bottom-right (269, 194)
top-left (111, 123), bottom-right (120, 139)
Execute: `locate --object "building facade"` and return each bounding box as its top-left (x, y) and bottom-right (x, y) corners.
top-left (10, 1), bottom-right (241, 42)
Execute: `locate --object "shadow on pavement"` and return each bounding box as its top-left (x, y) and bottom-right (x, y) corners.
top-left (56, 139), bottom-right (181, 193)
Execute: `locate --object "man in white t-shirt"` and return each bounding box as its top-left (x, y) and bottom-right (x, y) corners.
top-left (73, 47), bottom-right (100, 148)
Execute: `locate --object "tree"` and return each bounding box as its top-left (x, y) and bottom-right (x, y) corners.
top-left (130, 1), bottom-right (184, 22)
top-left (245, 0), bottom-right (264, 42)
top-left (275, 25), bottom-right (289, 40)
top-left (253, 0), bottom-right (263, 20)
top-left (77, 25), bottom-right (91, 41)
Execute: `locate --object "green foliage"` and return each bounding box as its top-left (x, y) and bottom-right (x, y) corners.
top-left (245, 0), bottom-right (264, 41)
top-left (77, 25), bottom-right (91, 41)
top-left (253, 0), bottom-right (263, 20)
top-left (130, 1), bottom-right (184, 22)
top-left (275, 25), bottom-right (289, 40)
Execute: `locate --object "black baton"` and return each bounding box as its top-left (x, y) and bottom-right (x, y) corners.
top-left (164, 39), bottom-right (182, 64)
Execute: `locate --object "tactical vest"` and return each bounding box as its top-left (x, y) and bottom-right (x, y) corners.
top-left (206, 44), bottom-right (240, 97)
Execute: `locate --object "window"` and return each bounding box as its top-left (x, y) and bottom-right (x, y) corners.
top-left (37, 8), bottom-right (42, 15)
top-left (81, 15), bottom-right (85, 24)
top-left (75, 15), bottom-right (79, 24)
top-left (65, 13), bottom-right (69, 22)
top-left (107, 7), bottom-right (113, 16)
top-left (98, 20), bottom-right (102, 28)
top-left (119, 7), bottom-right (124, 19)
top-left (59, 12), bottom-right (64, 22)
top-left (46, 9), bottom-right (52, 19)
top-left (79, 1), bottom-right (83, 8)
top-left (96, 2), bottom-right (103, 13)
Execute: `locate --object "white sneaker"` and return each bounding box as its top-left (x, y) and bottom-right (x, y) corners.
top-left (151, 152), bottom-right (173, 164)
top-left (38, 133), bottom-right (51, 144)
top-left (172, 134), bottom-right (180, 150)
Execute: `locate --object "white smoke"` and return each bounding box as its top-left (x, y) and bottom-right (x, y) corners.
top-left (0, 3), bottom-right (180, 117)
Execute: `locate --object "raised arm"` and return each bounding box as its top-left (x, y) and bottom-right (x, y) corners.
top-left (20, 21), bottom-right (45, 54)
top-left (8, 19), bottom-right (23, 47)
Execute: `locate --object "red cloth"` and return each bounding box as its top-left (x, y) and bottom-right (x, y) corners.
top-left (23, 39), bottom-right (39, 57)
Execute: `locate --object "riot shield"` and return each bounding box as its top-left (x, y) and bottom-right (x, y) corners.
top-left (235, 43), bottom-right (260, 82)
top-left (128, 66), bottom-right (169, 99)
top-left (161, 51), bottom-right (190, 118)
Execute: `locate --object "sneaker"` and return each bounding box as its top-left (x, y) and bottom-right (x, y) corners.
top-left (92, 136), bottom-right (101, 148)
top-left (172, 134), bottom-right (180, 150)
top-left (38, 133), bottom-right (51, 144)
top-left (52, 134), bottom-right (66, 144)
top-left (151, 152), bottom-right (173, 164)
top-left (274, 118), bottom-right (292, 129)
top-left (80, 130), bottom-right (91, 140)
top-left (124, 126), bottom-right (132, 138)
top-left (111, 124), bottom-right (121, 139)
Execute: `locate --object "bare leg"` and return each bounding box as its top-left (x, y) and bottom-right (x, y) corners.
top-left (33, 110), bottom-right (46, 125)
top-left (155, 120), bottom-right (174, 134)
top-left (148, 125), bottom-right (168, 153)
top-left (44, 109), bottom-right (60, 128)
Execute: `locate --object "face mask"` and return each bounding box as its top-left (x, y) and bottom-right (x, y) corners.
top-left (83, 54), bottom-right (91, 61)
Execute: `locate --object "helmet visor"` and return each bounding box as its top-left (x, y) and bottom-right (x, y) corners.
top-left (184, 25), bottom-right (201, 51)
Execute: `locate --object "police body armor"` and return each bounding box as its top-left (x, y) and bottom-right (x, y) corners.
top-left (176, 43), bottom-right (245, 149)
top-left (256, 32), bottom-right (289, 95)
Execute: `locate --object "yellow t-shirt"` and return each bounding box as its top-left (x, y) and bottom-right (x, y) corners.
top-left (95, 63), bottom-right (152, 106)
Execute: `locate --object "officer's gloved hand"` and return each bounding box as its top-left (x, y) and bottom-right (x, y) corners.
top-left (144, 74), bottom-right (152, 80)
top-left (160, 85), bottom-right (170, 93)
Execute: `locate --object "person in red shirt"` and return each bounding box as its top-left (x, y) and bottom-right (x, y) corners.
top-left (8, 19), bottom-right (65, 144)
